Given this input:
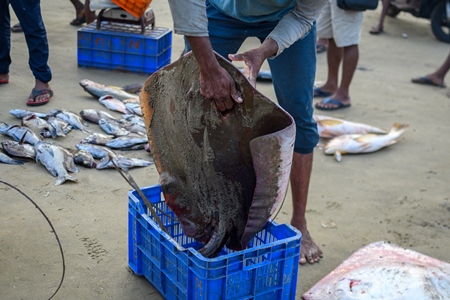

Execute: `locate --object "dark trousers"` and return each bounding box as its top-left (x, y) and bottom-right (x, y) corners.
top-left (0, 0), bottom-right (52, 83)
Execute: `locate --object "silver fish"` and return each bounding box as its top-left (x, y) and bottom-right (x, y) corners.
top-left (121, 114), bottom-right (145, 127)
top-left (35, 141), bottom-right (78, 185)
top-left (50, 109), bottom-right (90, 133)
top-left (72, 149), bottom-right (97, 168)
top-left (79, 79), bottom-right (139, 101)
top-left (9, 109), bottom-right (51, 119)
top-left (21, 114), bottom-right (56, 138)
top-left (125, 103), bottom-right (142, 116)
top-left (122, 98), bottom-right (141, 104)
top-left (96, 154), bottom-right (153, 170)
top-left (121, 121), bottom-right (146, 135)
top-left (105, 135), bottom-right (148, 149)
top-left (75, 143), bottom-right (115, 159)
top-left (1, 140), bottom-right (36, 159)
top-left (79, 109), bottom-right (120, 124)
top-left (80, 133), bottom-right (114, 145)
top-left (0, 122), bottom-right (43, 145)
top-left (324, 123), bottom-right (409, 162)
top-left (46, 116), bottom-right (73, 137)
top-left (98, 95), bottom-right (129, 114)
top-left (0, 152), bottom-right (24, 165)
top-left (98, 118), bottom-right (129, 136)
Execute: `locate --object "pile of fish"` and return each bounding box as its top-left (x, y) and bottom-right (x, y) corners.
top-left (302, 241), bottom-right (450, 299)
top-left (0, 80), bottom-right (154, 186)
top-left (314, 115), bottom-right (408, 162)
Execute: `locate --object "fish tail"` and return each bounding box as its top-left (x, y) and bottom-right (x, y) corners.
top-left (7, 159), bottom-right (24, 165)
top-left (54, 175), bottom-right (78, 186)
top-left (389, 123), bottom-right (409, 138)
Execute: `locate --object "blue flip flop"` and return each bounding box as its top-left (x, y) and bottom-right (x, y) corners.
top-left (411, 76), bottom-right (445, 88)
top-left (315, 98), bottom-right (351, 111)
top-left (313, 87), bottom-right (332, 98)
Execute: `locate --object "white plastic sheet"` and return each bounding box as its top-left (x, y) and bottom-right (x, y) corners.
top-left (89, 0), bottom-right (119, 10)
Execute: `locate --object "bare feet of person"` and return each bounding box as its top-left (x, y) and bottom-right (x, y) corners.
top-left (291, 219), bottom-right (323, 265)
top-left (299, 229), bottom-right (323, 264)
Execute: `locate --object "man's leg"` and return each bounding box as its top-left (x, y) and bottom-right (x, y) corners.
top-left (10, 0), bottom-right (52, 104)
top-left (0, 0), bottom-right (11, 82)
top-left (290, 152), bottom-right (322, 264)
top-left (317, 38), bottom-right (342, 95)
top-left (317, 43), bottom-right (357, 109)
top-left (268, 27), bottom-right (322, 264)
top-left (412, 51), bottom-right (450, 86)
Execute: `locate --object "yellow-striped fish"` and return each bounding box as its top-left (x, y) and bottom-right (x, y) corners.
top-left (324, 123), bottom-right (409, 162)
top-left (314, 115), bottom-right (387, 138)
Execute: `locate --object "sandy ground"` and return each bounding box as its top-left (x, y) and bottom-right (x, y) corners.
top-left (1, 1), bottom-right (449, 299)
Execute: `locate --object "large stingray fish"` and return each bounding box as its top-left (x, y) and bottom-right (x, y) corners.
top-left (303, 241), bottom-right (450, 300)
top-left (324, 123), bottom-right (408, 162)
top-left (314, 115), bottom-right (387, 138)
top-left (140, 51), bottom-right (295, 258)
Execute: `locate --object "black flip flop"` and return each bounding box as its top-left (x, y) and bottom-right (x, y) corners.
top-left (70, 16), bottom-right (86, 26)
top-left (11, 23), bottom-right (22, 33)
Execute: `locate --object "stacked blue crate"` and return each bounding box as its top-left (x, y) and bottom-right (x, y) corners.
top-left (78, 22), bottom-right (172, 74)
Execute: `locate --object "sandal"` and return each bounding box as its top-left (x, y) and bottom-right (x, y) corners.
top-left (70, 16), bottom-right (86, 26)
top-left (26, 88), bottom-right (54, 106)
top-left (11, 22), bottom-right (22, 33)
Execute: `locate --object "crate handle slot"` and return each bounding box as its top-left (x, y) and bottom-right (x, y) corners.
top-left (243, 252), bottom-right (272, 270)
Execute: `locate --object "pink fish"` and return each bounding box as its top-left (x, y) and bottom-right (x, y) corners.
top-left (303, 241), bottom-right (450, 299)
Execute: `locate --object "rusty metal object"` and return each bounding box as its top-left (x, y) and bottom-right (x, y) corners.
top-left (140, 51), bottom-right (295, 257)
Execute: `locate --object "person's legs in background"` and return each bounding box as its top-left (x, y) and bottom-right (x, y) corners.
top-left (411, 51), bottom-right (450, 88)
top-left (70, 0), bottom-right (86, 26)
top-left (0, 0), bottom-right (12, 83)
top-left (84, 0), bottom-right (96, 24)
top-left (10, 0), bottom-right (53, 105)
top-left (370, 0), bottom-right (391, 34)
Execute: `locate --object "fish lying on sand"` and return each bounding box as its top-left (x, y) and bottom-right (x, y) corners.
top-left (1, 140), bottom-right (36, 160)
top-left (50, 109), bottom-right (91, 133)
top-left (80, 109), bottom-right (120, 124)
top-left (125, 103), bottom-right (142, 116)
top-left (324, 123), bottom-right (409, 162)
top-left (0, 152), bottom-right (24, 165)
top-left (35, 141), bottom-right (78, 185)
top-left (98, 95), bottom-right (129, 114)
top-left (72, 149), bottom-right (97, 168)
top-left (46, 116), bottom-right (73, 138)
top-left (314, 115), bottom-right (387, 138)
top-left (9, 109), bottom-right (51, 119)
top-left (21, 114), bottom-right (56, 138)
top-left (96, 154), bottom-right (153, 170)
top-left (75, 143), bottom-right (115, 159)
top-left (80, 133), bottom-right (114, 146)
top-left (105, 134), bottom-right (148, 149)
top-left (302, 241), bottom-right (450, 300)
top-left (98, 118), bottom-right (129, 136)
top-left (79, 79), bottom-right (139, 101)
top-left (0, 122), bottom-right (43, 145)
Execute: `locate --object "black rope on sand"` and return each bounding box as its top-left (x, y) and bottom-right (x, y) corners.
top-left (0, 180), bottom-right (65, 300)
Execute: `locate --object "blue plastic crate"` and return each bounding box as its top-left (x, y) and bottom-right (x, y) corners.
top-left (128, 185), bottom-right (302, 300)
top-left (77, 22), bottom-right (172, 74)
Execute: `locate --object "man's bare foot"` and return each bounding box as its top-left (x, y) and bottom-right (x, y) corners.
top-left (291, 219), bottom-right (323, 264)
top-left (298, 229), bottom-right (322, 264)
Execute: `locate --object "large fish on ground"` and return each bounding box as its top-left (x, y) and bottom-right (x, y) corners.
top-left (140, 51), bottom-right (295, 258)
top-left (72, 149), bottom-right (97, 168)
top-left (79, 79), bottom-right (139, 101)
top-left (324, 123), bottom-right (408, 162)
top-left (314, 115), bottom-right (387, 138)
top-left (45, 116), bottom-right (73, 138)
top-left (302, 241), bottom-right (450, 300)
top-left (98, 118), bottom-right (129, 136)
top-left (105, 134), bottom-right (148, 149)
top-left (1, 140), bottom-right (36, 160)
top-left (35, 141), bottom-right (78, 185)
top-left (80, 133), bottom-right (114, 145)
top-left (0, 122), bottom-right (43, 145)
